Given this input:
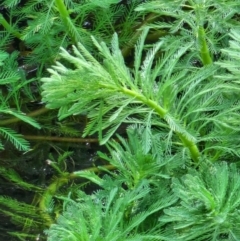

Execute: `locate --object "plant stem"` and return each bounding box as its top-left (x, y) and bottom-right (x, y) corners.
top-left (0, 107), bottom-right (49, 125)
top-left (121, 87), bottom-right (167, 117)
top-left (38, 164), bottom-right (115, 226)
top-left (39, 174), bottom-right (69, 226)
top-left (177, 133), bottom-right (200, 162)
top-left (0, 14), bottom-right (22, 39)
top-left (54, 0), bottom-right (76, 43)
top-left (24, 135), bottom-right (98, 143)
top-left (121, 87), bottom-right (200, 162)
top-left (198, 26), bottom-right (212, 65)
top-left (55, 0), bottom-right (69, 19)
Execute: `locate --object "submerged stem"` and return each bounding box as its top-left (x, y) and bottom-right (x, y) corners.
top-left (0, 107), bottom-right (49, 125)
top-left (24, 135), bottom-right (98, 143)
top-left (38, 164), bottom-right (115, 226)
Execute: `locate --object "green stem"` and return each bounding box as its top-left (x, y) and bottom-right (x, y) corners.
top-left (39, 174), bottom-right (69, 226)
top-left (121, 87), bottom-right (200, 162)
top-left (121, 87), bottom-right (167, 117)
top-left (38, 164), bottom-right (115, 226)
top-left (177, 133), bottom-right (200, 162)
top-left (55, 0), bottom-right (69, 18)
top-left (198, 26), bottom-right (212, 65)
top-left (0, 14), bottom-right (22, 39)
top-left (55, 0), bottom-right (76, 43)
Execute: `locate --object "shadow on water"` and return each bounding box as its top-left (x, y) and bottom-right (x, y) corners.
top-left (0, 136), bottom-right (107, 241)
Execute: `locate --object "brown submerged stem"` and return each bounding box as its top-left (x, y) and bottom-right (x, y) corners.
top-left (0, 107), bottom-right (49, 126)
top-left (39, 164), bottom-right (115, 227)
top-left (24, 135), bottom-right (99, 143)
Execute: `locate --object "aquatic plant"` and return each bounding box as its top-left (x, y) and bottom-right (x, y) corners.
top-left (1, 0), bottom-right (240, 240)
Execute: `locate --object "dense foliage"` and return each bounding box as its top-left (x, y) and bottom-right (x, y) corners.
top-left (1, 0), bottom-right (240, 240)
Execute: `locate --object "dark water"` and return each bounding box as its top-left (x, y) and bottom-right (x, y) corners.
top-left (0, 137), bottom-right (106, 240)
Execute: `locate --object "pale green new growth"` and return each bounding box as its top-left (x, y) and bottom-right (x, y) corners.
top-left (47, 127), bottom-right (176, 241)
top-left (46, 126), bottom-right (240, 241)
top-left (42, 27), bottom-right (240, 163)
top-left (161, 162), bottom-right (240, 240)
